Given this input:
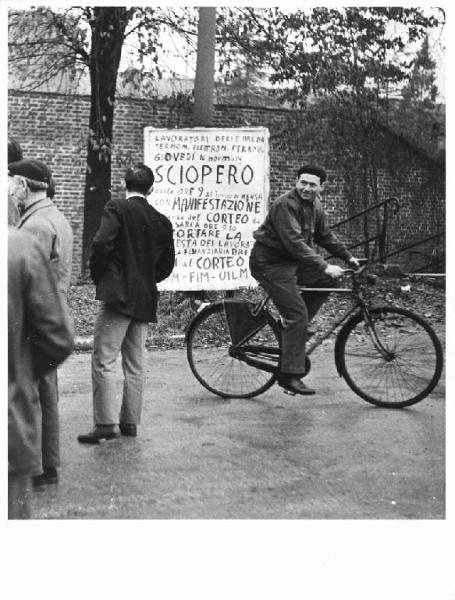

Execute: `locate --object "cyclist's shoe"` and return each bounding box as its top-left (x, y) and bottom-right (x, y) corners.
top-left (77, 425), bottom-right (121, 444)
top-left (119, 423), bottom-right (137, 437)
top-left (277, 375), bottom-right (315, 395)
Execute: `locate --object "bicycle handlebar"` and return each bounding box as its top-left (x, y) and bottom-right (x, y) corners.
top-left (341, 262), bottom-right (411, 289)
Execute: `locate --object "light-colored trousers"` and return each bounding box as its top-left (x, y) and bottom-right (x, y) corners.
top-left (92, 303), bottom-right (147, 425)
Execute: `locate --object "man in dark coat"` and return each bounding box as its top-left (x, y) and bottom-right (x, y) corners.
top-left (249, 165), bottom-right (360, 395)
top-left (78, 163), bottom-right (175, 443)
top-left (8, 225), bottom-right (74, 518)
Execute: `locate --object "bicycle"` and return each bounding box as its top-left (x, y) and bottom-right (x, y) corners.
top-left (185, 261), bottom-right (443, 408)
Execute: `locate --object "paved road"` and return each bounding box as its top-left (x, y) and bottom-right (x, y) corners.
top-left (31, 343), bottom-right (445, 519)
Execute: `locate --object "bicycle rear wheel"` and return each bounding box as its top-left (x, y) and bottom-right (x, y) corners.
top-left (336, 307), bottom-right (443, 408)
top-left (186, 301), bottom-right (281, 398)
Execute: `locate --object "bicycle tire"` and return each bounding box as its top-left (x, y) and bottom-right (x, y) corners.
top-left (335, 306), bottom-right (443, 408)
top-left (186, 301), bottom-right (281, 398)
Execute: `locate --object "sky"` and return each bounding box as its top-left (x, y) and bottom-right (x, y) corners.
top-left (122, 6), bottom-right (447, 102)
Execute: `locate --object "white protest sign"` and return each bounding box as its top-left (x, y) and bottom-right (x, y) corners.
top-left (144, 127), bottom-right (269, 290)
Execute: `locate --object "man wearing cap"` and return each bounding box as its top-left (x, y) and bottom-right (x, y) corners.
top-left (249, 165), bottom-right (360, 395)
top-left (8, 158), bottom-right (73, 487)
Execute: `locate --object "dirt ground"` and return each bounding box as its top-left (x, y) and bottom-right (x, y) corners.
top-left (29, 339), bottom-right (445, 520)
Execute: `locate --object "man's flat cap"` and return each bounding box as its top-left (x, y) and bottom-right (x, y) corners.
top-left (297, 165), bottom-right (327, 183)
top-left (8, 158), bottom-right (51, 184)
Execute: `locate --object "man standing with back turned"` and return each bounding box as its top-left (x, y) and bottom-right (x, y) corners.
top-left (78, 163), bottom-right (175, 443)
top-left (249, 165), bottom-right (360, 396)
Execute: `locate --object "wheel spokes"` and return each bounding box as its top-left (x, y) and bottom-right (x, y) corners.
top-left (342, 311), bottom-right (440, 405)
top-left (189, 307), bottom-right (279, 397)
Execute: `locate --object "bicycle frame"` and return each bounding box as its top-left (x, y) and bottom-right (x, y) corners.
top-left (187, 263), bottom-right (443, 406)
top-left (230, 292), bottom-right (358, 374)
top-left (230, 266), bottom-right (382, 373)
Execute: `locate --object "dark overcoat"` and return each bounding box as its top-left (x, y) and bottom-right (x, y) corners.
top-left (89, 195), bottom-right (175, 323)
top-left (252, 188), bottom-right (353, 273)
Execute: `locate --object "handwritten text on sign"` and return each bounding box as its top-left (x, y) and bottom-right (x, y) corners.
top-left (144, 127), bottom-right (269, 290)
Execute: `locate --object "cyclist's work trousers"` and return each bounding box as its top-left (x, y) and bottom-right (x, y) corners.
top-left (250, 247), bottom-right (336, 376)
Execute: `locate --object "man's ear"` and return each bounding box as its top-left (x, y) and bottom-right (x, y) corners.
top-left (15, 176), bottom-right (28, 199)
top-left (20, 176), bottom-right (29, 193)
top-left (147, 185), bottom-right (154, 195)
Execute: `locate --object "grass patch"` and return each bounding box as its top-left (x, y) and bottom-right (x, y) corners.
top-left (68, 278), bottom-right (445, 351)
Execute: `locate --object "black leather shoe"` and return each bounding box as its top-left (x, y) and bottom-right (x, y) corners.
top-left (77, 425), bottom-right (121, 444)
top-left (277, 375), bottom-right (316, 395)
top-left (33, 467), bottom-right (59, 488)
top-left (119, 423), bottom-right (137, 437)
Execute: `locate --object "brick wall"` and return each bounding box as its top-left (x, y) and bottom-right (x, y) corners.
top-left (8, 90), bottom-right (445, 278)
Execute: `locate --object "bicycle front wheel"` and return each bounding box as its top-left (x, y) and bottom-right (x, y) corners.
top-left (336, 307), bottom-right (443, 408)
top-left (187, 302), bottom-right (280, 398)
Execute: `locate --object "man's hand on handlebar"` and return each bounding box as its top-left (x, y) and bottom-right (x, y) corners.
top-left (324, 257), bottom-right (364, 278)
top-left (347, 257), bottom-right (362, 269)
top-left (324, 264), bottom-right (345, 278)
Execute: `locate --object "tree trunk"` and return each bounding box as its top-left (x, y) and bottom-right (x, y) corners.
top-left (81, 7), bottom-right (129, 273)
top-left (193, 7), bottom-right (216, 127)
top-left (187, 7), bottom-right (217, 300)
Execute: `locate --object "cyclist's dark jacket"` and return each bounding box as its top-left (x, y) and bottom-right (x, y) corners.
top-left (252, 188), bottom-right (352, 273)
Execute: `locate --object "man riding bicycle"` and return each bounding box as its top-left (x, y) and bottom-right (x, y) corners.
top-left (249, 165), bottom-right (360, 395)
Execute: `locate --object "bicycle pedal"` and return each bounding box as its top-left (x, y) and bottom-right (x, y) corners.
top-left (283, 389), bottom-right (296, 396)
